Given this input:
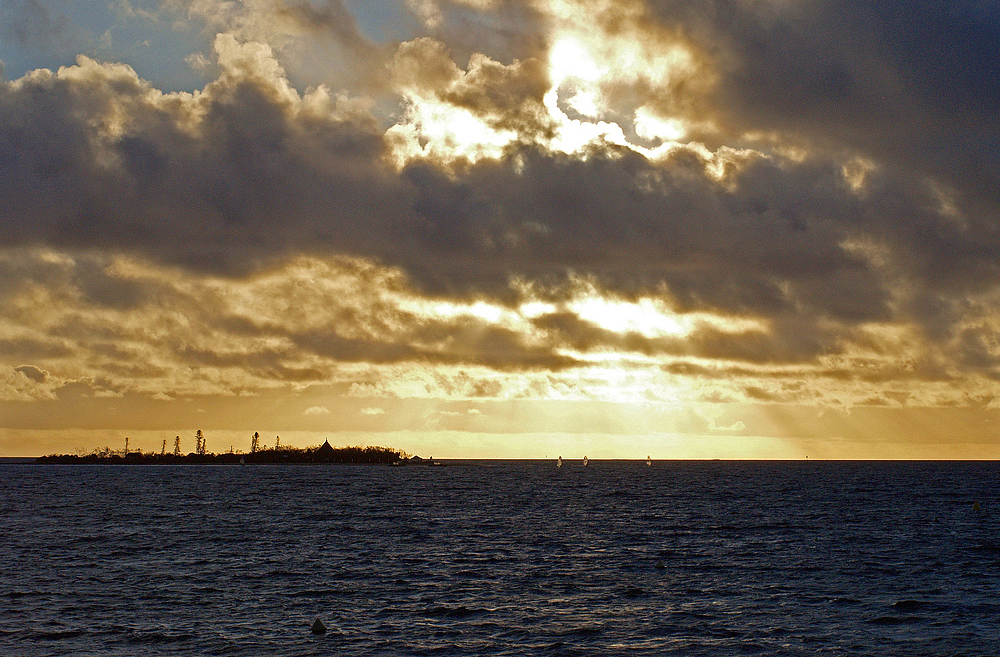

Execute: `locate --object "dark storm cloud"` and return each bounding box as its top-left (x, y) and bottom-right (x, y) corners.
top-left (1, 0), bottom-right (998, 370)
top-left (395, 145), bottom-right (901, 329)
top-left (0, 246), bottom-right (577, 386)
top-left (0, 54), bottom-right (956, 332)
top-left (953, 325), bottom-right (1000, 376)
top-left (2, 338), bottom-right (72, 359)
top-left (0, 49), bottom-right (405, 275)
top-left (281, 316), bottom-right (581, 371)
top-left (660, 360), bottom-right (929, 386)
top-left (534, 309), bottom-right (843, 364)
top-left (645, 0), bottom-right (1000, 205)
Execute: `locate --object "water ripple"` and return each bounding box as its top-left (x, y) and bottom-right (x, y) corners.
top-left (2, 460), bottom-right (999, 655)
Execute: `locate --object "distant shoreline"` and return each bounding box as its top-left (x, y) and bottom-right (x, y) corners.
top-left (33, 442), bottom-right (407, 465)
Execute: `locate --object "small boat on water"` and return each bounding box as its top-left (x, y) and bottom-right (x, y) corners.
top-left (583, 455), bottom-right (588, 467)
top-left (646, 455), bottom-right (651, 466)
top-left (556, 456), bottom-right (563, 468)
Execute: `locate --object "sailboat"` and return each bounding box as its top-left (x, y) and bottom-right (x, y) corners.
top-left (556, 456), bottom-right (563, 468)
top-left (646, 455), bottom-right (651, 466)
top-left (583, 455), bottom-right (588, 467)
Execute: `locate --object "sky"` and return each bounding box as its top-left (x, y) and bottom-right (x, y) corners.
top-left (2, 0), bottom-right (1000, 458)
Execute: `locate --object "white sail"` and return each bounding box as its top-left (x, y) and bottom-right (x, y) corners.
top-left (556, 456), bottom-right (563, 468)
top-left (583, 455), bottom-right (588, 466)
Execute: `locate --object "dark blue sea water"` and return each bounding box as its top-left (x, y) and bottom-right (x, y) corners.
top-left (2, 460), bottom-right (1000, 656)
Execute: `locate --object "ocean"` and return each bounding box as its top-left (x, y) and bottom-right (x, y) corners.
top-left (2, 460), bottom-right (999, 655)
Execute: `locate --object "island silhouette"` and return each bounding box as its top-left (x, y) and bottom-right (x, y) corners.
top-left (37, 434), bottom-right (409, 465)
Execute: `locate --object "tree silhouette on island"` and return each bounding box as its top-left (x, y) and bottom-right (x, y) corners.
top-left (37, 431), bottom-right (409, 465)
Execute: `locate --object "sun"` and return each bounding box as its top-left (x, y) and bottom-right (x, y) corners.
top-left (547, 35), bottom-right (604, 118)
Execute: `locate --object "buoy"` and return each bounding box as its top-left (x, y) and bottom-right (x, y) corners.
top-left (973, 501), bottom-right (982, 513)
top-left (311, 618), bottom-right (327, 634)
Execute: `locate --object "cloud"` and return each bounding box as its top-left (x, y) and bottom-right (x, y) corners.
top-left (2, 364), bottom-right (59, 401)
top-left (713, 420), bottom-right (745, 433)
top-left (304, 405), bottom-right (330, 415)
top-left (645, 0), bottom-right (1000, 209)
top-left (2, 0), bottom-right (1000, 424)
top-left (389, 36), bottom-right (552, 147)
top-left (360, 407), bottom-right (385, 415)
top-left (0, 243), bottom-right (995, 414)
top-left (0, 20), bottom-right (992, 333)
top-left (0, 39), bottom-right (402, 277)
top-left (13, 365), bottom-right (47, 383)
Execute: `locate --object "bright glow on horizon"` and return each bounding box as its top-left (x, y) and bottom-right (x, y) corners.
top-left (9, 425), bottom-right (1000, 460)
